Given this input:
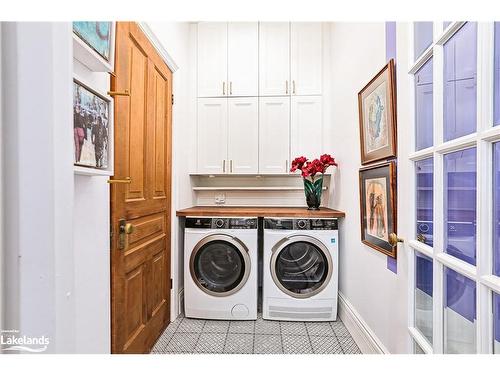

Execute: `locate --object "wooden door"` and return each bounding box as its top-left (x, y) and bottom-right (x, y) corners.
top-left (197, 98), bottom-right (228, 174)
top-left (227, 22), bottom-right (258, 97)
top-left (227, 97), bottom-right (258, 174)
top-left (197, 22), bottom-right (228, 98)
top-left (111, 22), bottom-right (172, 354)
top-left (258, 96), bottom-right (290, 174)
top-left (259, 22), bottom-right (290, 96)
top-left (290, 23), bottom-right (323, 95)
top-left (290, 95), bottom-right (323, 159)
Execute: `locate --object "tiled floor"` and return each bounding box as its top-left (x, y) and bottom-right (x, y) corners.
top-left (151, 313), bottom-right (361, 354)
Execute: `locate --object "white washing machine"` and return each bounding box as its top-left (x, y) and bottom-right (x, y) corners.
top-left (263, 217), bottom-right (339, 321)
top-left (184, 217), bottom-right (258, 320)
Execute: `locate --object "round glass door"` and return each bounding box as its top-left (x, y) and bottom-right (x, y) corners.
top-left (272, 238), bottom-right (332, 298)
top-left (191, 237), bottom-right (250, 297)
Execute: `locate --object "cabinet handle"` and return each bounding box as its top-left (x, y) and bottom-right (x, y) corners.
top-left (223, 160), bottom-right (226, 173)
top-left (285, 80), bottom-right (289, 95)
top-left (229, 81), bottom-right (233, 95)
top-left (223, 81), bottom-right (226, 96)
top-left (230, 160), bottom-right (233, 173)
top-left (292, 80), bottom-right (296, 94)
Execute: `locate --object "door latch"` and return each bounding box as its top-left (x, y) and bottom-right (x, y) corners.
top-left (118, 218), bottom-right (135, 250)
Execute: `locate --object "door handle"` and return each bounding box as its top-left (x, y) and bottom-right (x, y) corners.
top-left (107, 177), bottom-right (132, 184)
top-left (118, 219), bottom-right (135, 250)
top-left (388, 233), bottom-right (404, 247)
top-left (107, 89), bottom-right (130, 97)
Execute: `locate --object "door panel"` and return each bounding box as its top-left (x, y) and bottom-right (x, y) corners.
top-left (258, 96), bottom-right (290, 173)
top-left (197, 22), bottom-right (227, 97)
top-left (259, 22), bottom-right (290, 96)
top-left (291, 95), bottom-right (323, 159)
top-left (197, 98), bottom-right (228, 174)
top-left (112, 22), bottom-right (172, 354)
top-left (291, 23), bottom-right (323, 95)
top-left (228, 97), bottom-right (258, 174)
top-left (227, 22), bottom-right (258, 96)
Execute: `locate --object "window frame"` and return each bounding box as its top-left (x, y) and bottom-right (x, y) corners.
top-left (408, 21), bottom-right (500, 354)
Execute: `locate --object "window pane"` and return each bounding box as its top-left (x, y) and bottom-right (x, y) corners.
top-left (415, 252), bottom-right (433, 344)
top-left (494, 292), bottom-right (500, 354)
top-left (414, 22), bottom-right (433, 59)
top-left (444, 267), bottom-right (476, 354)
top-left (495, 22), bottom-right (500, 126)
top-left (444, 22), bottom-right (477, 141)
top-left (495, 142), bottom-right (500, 276)
top-left (416, 158), bottom-right (434, 245)
top-left (415, 58), bottom-right (434, 150)
top-left (444, 148), bottom-right (477, 266)
top-left (414, 341), bottom-right (426, 354)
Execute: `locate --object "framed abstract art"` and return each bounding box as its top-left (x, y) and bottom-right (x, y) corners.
top-left (359, 161), bottom-right (397, 258)
top-left (358, 59), bottom-right (397, 165)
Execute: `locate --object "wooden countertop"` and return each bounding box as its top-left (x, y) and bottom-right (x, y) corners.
top-left (176, 206), bottom-right (345, 218)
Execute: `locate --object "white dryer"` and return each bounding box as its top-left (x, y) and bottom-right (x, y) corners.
top-left (184, 217), bottom-right (258, 320)
top-left (263, 217), bottom-right (339, 321)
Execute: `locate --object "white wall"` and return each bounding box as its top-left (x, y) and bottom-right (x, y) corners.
top-left (145, 22), bottom-right (197, 318)
top-left (328, 22), bottom-right (412, 354)
top-left (2, 22), bottom-right (76, 353)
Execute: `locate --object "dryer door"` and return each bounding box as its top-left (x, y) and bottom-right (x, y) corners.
top-left (271, 235), bottom-right (333, 299)
top-left (190, 234), bottom-right (251, 297)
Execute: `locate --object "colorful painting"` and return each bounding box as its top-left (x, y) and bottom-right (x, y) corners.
top-left (73, 80), bottom-right (110, 169)
top-left (358, 59), bottom-right (397, 164)
top-left (73, 22), bottom-right (112, 61)
top-left (359, 161), bottom-right (397, 258)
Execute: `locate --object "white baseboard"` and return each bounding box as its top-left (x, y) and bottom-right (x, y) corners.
top-left (338, 292), bottom-right (389, 354)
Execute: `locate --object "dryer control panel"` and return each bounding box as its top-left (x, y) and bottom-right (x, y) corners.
top-left (186, 217), bottom-right (257, 229)
top-left (264, 218), bottom-right (338, 230)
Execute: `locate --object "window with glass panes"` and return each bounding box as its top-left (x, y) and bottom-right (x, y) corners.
top-left (408, 22), bottom-right (500, 354)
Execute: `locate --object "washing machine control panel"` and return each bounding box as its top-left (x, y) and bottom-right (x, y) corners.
top-left (264, 218), bottom-right (338, 230)
top-left (185, 217), bottom-right (257, 229)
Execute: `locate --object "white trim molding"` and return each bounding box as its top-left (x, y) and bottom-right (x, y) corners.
top-left (338, 292), bottom-right (389, 354)
top-left (139, 22), bottom-right (179, 73)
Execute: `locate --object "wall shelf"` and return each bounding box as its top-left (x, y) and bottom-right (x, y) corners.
top-left (192, 186), bottom-right (328, 191)
top-left (189, 173), bottom-right (331, 177)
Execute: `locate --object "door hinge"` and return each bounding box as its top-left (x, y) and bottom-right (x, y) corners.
top-left (171, 94), bottom-right (174, 105)
top-left (170, 278), bottom-right (173, 290)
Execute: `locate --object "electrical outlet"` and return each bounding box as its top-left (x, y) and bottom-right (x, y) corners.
top-left (214, 193), bottom-right (226, 205)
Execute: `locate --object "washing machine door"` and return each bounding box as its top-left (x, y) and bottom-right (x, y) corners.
top-left (190, 234), bottom-right (251, 297)
top-left (271, 235), bottom-right (333, 299)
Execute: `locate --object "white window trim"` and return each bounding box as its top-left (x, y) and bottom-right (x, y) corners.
top-left (408, 21), bottom-right (500, 354)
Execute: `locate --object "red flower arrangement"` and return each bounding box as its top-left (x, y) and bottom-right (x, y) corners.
top-left (290, 154), bottom-right (338, 178)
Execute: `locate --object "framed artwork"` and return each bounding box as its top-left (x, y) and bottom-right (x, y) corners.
top-left (73, 22), bottom-right (112, 61)
top-left (358, 59), bottom-right (397, 165)
top-left (73, 77), bottom-right (113, 176)
top-left (359, 161), bottom-right (397, 258)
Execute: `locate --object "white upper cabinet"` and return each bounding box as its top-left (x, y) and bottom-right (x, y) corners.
top-left (197, 98), bottom-right (228, 174)
top-left (290, 96), bottom-right (323, 160)
top-left (259, 22), bottom-right (290, 96)
top-left (227, 23), bottom-right (258, 97)
top-left (228, 98), bottom-right (259, 173)
top-left (291, 23), bottom-right (323, 95)
top-left (259, 97), bottom-right (290, 174)
top-left (197, 23), bottom-right (228, 97)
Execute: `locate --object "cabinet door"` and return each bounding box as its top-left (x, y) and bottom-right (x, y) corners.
top-left (259, 97), bottom-right (290, 174)
top-left (228, 22), bottom-right (258, 97)
top-left (291, 23), bottom-right (323, 95)
top-left (197, 22), bottom-right (227, 97)
top-left (197, 98), bottom-right (228, 173)
top-left (291, 96), bottom-right (323, 159)
top-left (259, 22), bottom-right (290, 96)
top-left (228, 98), bottom-right (258, 174)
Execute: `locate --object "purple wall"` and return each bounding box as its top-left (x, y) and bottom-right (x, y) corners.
top-left (414, 22), bottom-right (433, 59)
top-left (443, 22), bottom-right (477, 142)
